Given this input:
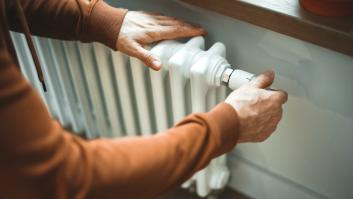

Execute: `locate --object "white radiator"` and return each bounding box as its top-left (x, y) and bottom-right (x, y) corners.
top-left (10, 32), bottom-right (254, 197)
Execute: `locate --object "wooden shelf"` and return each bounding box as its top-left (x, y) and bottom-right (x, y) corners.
top-left (181, 0), bottom-right (353, 57)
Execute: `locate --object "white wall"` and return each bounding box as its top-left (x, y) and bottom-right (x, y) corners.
top-left (111, 1), bottom-right (353, 198)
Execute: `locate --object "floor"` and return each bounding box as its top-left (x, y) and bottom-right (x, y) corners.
top-left (159, 187), bottom-right (251, 199)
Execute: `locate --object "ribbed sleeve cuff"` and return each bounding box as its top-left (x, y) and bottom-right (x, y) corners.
top-left (207, 103), bottom-right (240, 157)
top-left (83, 0), bottom-right (128, 50)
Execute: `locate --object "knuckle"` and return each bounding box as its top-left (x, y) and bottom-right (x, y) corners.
top-left (263, 90), bottom-right (274, 99)
top-left (143, 53), bottom-right (155, 63)
top-left (130, 45), bottom-right (144, 56)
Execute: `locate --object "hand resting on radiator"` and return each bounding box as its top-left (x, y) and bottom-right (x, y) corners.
top-left (116, 11), bottom-right (206, 70)
top-left (225, 70), bottom-right (288, 143)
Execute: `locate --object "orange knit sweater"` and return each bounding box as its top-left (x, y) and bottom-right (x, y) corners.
top-left (0, 0), bottom-right (240, 198)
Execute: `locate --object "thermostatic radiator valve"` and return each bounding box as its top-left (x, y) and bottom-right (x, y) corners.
top-left (221, 67), bottom-right (256, 90)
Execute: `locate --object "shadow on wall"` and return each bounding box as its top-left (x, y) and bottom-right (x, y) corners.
top-left (258, 32), bottom-right (353, 118)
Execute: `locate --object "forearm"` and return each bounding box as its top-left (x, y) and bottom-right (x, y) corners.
top-left (6, 0), bottom-right (127, 49)
top-left (84, 104), bottom-right (239, 198)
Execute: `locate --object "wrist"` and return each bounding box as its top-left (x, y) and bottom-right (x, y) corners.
top-left (81, 1), bottom-right (128, 50)
top-left (207, 103), bottom-right (240, 156)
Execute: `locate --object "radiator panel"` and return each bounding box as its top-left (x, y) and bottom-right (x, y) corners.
top-left (11, 32), bottom-right (232, 197)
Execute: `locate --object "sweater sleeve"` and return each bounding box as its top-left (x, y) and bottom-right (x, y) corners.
top-left (0, 50), bottom-right (240, 199)
top-left (5, 0), bottom-right (127, 49)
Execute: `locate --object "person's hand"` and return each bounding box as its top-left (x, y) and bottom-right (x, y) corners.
top-left (225, 70), bottom-right (288, 143)
top-left (116, 11), bottom-right (206, 70)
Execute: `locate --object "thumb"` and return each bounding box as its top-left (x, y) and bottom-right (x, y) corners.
top-left (129, 41), bottom-right (162, 71)
top-left (249, 70), bottom-right (275, 89)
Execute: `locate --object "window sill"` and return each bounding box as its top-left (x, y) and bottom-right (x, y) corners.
top-left (181, 0), bottom-right (353, 57)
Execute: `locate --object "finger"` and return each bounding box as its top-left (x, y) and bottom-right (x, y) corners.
top-left (154, 15), bottom-right (178, 21)
top-left (267, 89), bottom-right (288, 105)
top-left (249, 70), bottom-right (275, 89)
top-left (155, 15), bottom-right (201, 28)
top-left (127, 40), bottom-right (162, 71)
top-left (150, 25), bottom-right (206, 41)
top-left (274, 89), bottom-right (288, 104)
top-left (157, 19), bottom-right (181, 26)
